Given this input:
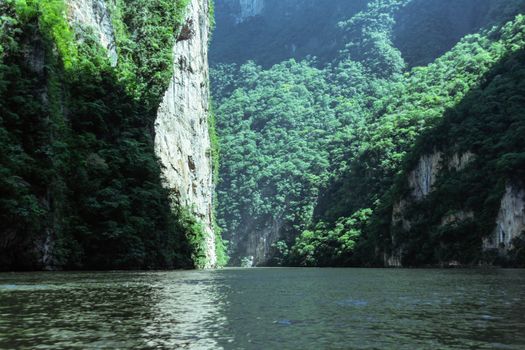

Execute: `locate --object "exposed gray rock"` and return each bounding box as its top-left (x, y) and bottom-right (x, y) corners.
top-left (392, 199), bottom-right (411, 231)
top-left (245, 217), bottom-right (282, 266)
top-left (384, 252), bottom-right (402, 267)
top-left (407, 152), bottom-right (442, 200)
top-left (484, 184), bottom-right (525, 251)
top-left (449, 151), bottom-right (475, 171)
top-left (155, 0), bottom-right (217, 268)
top-left (67, 0), bottom-right (118, 66)
top-left (236, 0), bottom-right (265, 23)
top-left (389, 150), bottom-right (476, 266)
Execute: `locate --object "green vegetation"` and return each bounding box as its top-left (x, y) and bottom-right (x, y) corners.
top-left (0, 0), bottom-right (221, 270)
top-left (369, 45), bottom-right (525, 266)
top-left (212, 0), bottom-right (525, 265)
top-left (15, 0), bottom-right (78, 69)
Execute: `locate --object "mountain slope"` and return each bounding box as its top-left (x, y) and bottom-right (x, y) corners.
top-left (211, 0), bottom-right (525, 266)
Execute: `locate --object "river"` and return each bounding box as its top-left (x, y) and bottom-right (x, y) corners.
top-left (1, 268), bottom-right (524, 349)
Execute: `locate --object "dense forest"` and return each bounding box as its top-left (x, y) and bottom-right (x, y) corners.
top-left (0, 0), bottom-right (222, 270)
top-left (211, 0), bottom-right (525, 266)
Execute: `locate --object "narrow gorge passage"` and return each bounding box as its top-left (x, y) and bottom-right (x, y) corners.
top-left (1, 1), bottom-right (525, 349)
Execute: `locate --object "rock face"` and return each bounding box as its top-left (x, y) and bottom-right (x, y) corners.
top-left (154, 0), bottom-right (217, 268)
top-left (449, 151), bottom-right (475, 171)
top-left (67, 0), bottom-right (118, 66)
top-left (484, 184), bottom-right (525, 251)
top-left (218, 0), bottom-right (265, 24)
top-left (64, 0), bottom-right (216, 268)
top-left (236, 0), bottom-right (265, 23)
top-left (402, 150), bottom-right (475, 201)
top-left (440, 211), bottom-right (474, 226)
top-left (407, 152), bottom-right (443, 200)
top-left (211, 0), bottom-right (369, 67)
top-left (388, 151), bottom-right (476, 266)
top-left (243, 217), bottom-right (282, 266)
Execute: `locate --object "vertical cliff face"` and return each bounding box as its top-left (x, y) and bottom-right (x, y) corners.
top-left (236, 215), bottom-right (283, 266)
top-left (388, 151), bottom-right (477, 266)
top-left (71, 0), bottom-right (217, 268)
top-left (0, 0), bottom-right (217, 269)
top-left (484, 185), bottom-right (525, 251)
top-left (67, 0), bottom-right (117, 65)
top-left (407, 152), bottom-right (442, 200)
top-left (218, 0), bottom-right (265, 24)
top-left (155, 0), bottom-right (217, 268)
top-left (237, 0), bottom-right (265, 23)
top-left (69, 0), bottom-right (217, 268)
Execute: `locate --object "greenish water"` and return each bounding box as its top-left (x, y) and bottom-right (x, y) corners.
top-left (1, 269), bottom-right (524, 349)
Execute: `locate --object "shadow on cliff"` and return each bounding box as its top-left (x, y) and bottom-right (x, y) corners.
top-left (359, 46), bottom-right (525, 267)
top-left (0, 18), bottom-right (196, 271)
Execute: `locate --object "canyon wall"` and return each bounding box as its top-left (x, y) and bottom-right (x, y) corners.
top-left (154, 0), bottom-right (217, 268)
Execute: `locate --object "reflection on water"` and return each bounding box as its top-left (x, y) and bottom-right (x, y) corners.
top-left (1, 268), bottom-right (525, 349)
top-left (141, 272), bottom-right (231, 349)
top-left (0, 271), bottom-right (231, 349)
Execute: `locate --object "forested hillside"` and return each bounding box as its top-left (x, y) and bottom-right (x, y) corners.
top-left (211, 0), bottom-right (525, 266)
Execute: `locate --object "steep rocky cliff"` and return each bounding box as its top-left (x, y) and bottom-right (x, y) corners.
top-left (389, 151), bottom-right (477, 266)
top-left (484, 185), bottom-right (525, 252)
top-left (155, 0), bottom-right (217, 268)
top-left (235, 0), bottom-right (264, 23)
top-left (74, 0), bottom-right (218, 268)
top-left (211, 0), bottom-right (525, 267)
top-left (0, 0), bottom-right (219, 270)
top-left (383, 43), bottom-right (525, 267)
top-left (391, 153), bottom-right (525, 267)
top-left (68, 0), bottom-right (117, 65)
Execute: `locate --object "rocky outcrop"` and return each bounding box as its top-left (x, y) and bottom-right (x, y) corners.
top-left (449, 151), bottom-right (475, 171)
top-left (244, 217), bottom-right (282, 266)
top-left (236, 0), bottom-right (265, 23)
top-left (399, 150), bottom-right (475, 203)
top-left (154, 0), bottom-right (217, 268)
top-left (388, 150), bottom-right (476, 266)
top-left (407, 152), bottom-right (443, 200)
top-left (483, 184), bottom-right (525, 251)
top-left (67, 0), bottom-right (118, 66)
top-left (384, 252), bottom-right (402, 267)
top-left (406, 150), bottom-right (475, 200)
top-left (392, 199), bottom-right (411, 231)
top-left (217, 0), bottom-right (265, 24)
top-left (66, 0), bottom-right (217, 268)
top-left (440, 210), bottom-right (474, 226)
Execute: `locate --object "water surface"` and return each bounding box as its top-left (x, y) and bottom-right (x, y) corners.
top-left (1, 268), bottom-right (524, 349)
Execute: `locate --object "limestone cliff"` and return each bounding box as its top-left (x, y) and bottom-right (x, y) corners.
top-left (388, 145), bottom-right (525, 266)
top-left (51, 0), bottom-right (216, 268)
top-left (392, 151), bottom-right (475, 231)
top-left (389, 151), bottom-right (477, 266)
top-left (483, 184), bottom-right (525, 252)
top-left (237, 216), bottom-right (283, 266)
top-left (68, 0), bottom-right (117, 65)
top-left (155, 0), bottom-right (217, 268)
top-left (236, 0), bottom-right (264, 23)
top-left (407, 152), bottom-right (442, 200)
